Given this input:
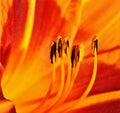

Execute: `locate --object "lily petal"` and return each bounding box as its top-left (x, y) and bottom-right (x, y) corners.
top-left (0, 0), bottom-right (120, 113)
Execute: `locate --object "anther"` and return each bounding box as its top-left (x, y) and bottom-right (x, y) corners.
top-left (63, 38), bottom-right (69, 54)
top-left (57, 37), bottom-right (62, 57)
top-left (50, 42), bottom-right (56, 64)
top-left (71, 45), bottom-right (80, 67)
top-left (92, 36), bottom-right (98, 55)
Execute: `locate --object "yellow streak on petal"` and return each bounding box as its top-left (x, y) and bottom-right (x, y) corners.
top-left (53, 90), bottom-right (120, 112)
top-left (53, 90), bottom-right (120, 113)
top-left (98, 12), bottom-right (120, 37)
top-left (74, 90), bottom-right (120, 109)
top-left (20, 0), bottom-right (36, 51)
top-left (2, 0), bottom-right (36, 100)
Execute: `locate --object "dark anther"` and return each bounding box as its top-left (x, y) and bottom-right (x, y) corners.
top-left (71, 45), bottom-right (80, 67)
top-left (71, 47), bottom-right (75, 67)
top-left (93, 39), bottom-right (98, 52)
top-left (58, 38), bottom-right (62, 57)
top-left (92, 36), bottom-right (98, 52)
top-left (64, 40), bottom-right (69, 54)
top-left (50, 42), bottom-right (56, 64)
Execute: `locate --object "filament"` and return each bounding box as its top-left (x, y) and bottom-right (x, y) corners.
top-left (65, 59), bottom-right (80, 98)
top-left (62, 49), bottom-right (71, 96)
top-left (29, 37), bottom-right (97, 113)
top-left (58, 44), bottom-right (84, 104)
top-left (52, 47), bottom-right (97, 113)
top-left (67, 47), bottom-right (97, 111)
top-left (43, 58), bottom-right (65, 112)
top-left (49, 48), bottom-right (72, 108)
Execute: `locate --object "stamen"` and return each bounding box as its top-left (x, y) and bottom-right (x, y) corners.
top-left (72, 46), bottom-right (97, 110)
top-left (55, 40), bottom-right (98, 113)
top-left (50, 46), bottom-right (72, 107)
top-left (71, 44), bottom-right (82, 68)
top-left (38, 36), bottom-right (66, 112)
top-left (53, 44), bottom-right (84, 108)
top-left (40, 58), bottom-right (65, 112)
top-left (72, 43), bottom-right (84, 80)
top-left (37, 36), bottom-right (98, 113)
top-left (92, 35), bottom-right (98, 55)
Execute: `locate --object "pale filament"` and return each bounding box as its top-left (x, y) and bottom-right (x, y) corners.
top-left (56, 44), bottom-right (83, 105)
top-left (53, 48), bottom-right (71, 105)
top-left (65, 48), bottom-right (97, 112)
top-left (48, 47), bottom-right (72, 112)
top-left (49, 44), bottom-right (84, 113)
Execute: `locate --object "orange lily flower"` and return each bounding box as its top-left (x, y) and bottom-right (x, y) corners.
top-left (0, 0), bottom-right (120, 113)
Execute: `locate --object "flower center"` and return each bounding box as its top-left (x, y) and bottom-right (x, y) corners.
top-left (31, 36), bottom-right (98, 113)
top-left (31, 35), bottom-right (98, 113)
